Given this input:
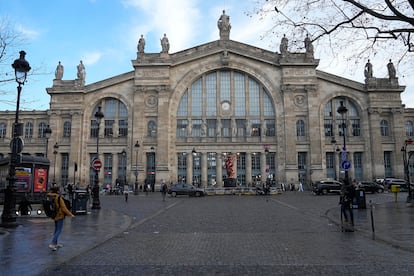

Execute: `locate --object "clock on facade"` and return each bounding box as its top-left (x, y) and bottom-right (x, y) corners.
top-left (221, 101), bottom-right (230, 111)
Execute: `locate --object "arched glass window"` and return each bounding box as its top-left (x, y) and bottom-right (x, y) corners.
top-left (296, 120), bottom-right (305, 137)
top-left (406, 120), bottom-right (414, 137)
top-left (90, 98), bottom-right (128, 138)
top-left (38, 122), bottom-right (47, 138)
top-left (380, 120), bottom-right (389, 136)
top-left (176, 70), bottom-right (275, 138)
top-left (63, 121), bottom-right (72, 137)
top-left (0, 122), bottom-right (6, 138)
top-left (25, 122), bottom-right (33, 138)
top-left (323, 98), bottom-right (360, 137)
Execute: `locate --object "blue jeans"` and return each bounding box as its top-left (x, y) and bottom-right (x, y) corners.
top-left (51, 219), bottom-right (64, 245)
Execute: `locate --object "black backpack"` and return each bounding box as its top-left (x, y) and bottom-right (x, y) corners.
top-left (42, 196), bottom-right (60, 219)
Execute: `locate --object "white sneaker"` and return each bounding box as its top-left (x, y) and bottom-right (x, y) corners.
top-left (49, 244), bottom-right (57, 251)
top-left (56, 243), bottom-right (63, 248)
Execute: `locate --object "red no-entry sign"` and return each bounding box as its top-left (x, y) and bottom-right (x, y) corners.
top-left (92, 159), bottom-right (102, 170)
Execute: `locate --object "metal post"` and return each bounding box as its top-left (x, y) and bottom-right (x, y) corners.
top-left (134, 141), bottom-right (140, 195)
top-left (53, 143), bottom-right (59, 186)
top-left (92, 106), bottom-right (104, 209)
top-left (1, 51), bottom-right (31, 227)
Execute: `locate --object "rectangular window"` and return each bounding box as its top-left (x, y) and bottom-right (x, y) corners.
top-left (177, 92), bottom-right (188, 117)
top-left (353, 152), bottom-right (363, 180)
top-left (251, 120), bottom-right (261, 136)
top-left (326, 152), bottom-right (335, 179)
top-left (206, 74), bottom-right (217, 116)
top-left (207, 152), bottom-right (217, 187)
top-left (222, 119), bottom-right (231, 137)
top-left (63, 122), bottom-right (71, 137)
top-left (104, 120), bottom-right (114, 137)
top-left (90, 120), bottom-right (98, 138)
top-left (104, 153), bottom-right (113, 186)
top-left (191, 79), bottom-right (202, 117)
top-left (177, 153), bottom-right (187, 183)
top-left (207, 119), bottom-right (216, 137)
top-left (61, 153), bottom-right (69, 187)
top-left (176, 119), bottom-right (188, 137)
top-left (118, 153), bottom-right (127, 184)
top-left (105, 99), bottom-right (116, 117)
top-left (324, 119), bottom-right (333, 136)
top-left (192, 119), bottom-right (202, 137)
top-left (384, 151), bottom-right (392, 177)
top-left (266, 119), bottom-right (275, 137)
top-left (234, 73), bottom-right (245, 116)
top-left (119, 120), bottom-right (128, 137)
top-left (220, 71), bottom-right (231, 101)
top-left (25, 122), bottom-right (33, 139)
top-left (248, 80), bottom-right (260, 116)
top-left (298, 152), bottom-right (307, 170)
top-left (351, 119), bottom-right (361, 136)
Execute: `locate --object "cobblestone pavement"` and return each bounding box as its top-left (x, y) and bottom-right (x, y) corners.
top-left (40, 191), bottom-right (414, 275)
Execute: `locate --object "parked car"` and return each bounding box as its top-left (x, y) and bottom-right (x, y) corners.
top-left (357, 181), bottom-right (384, 193)
top-left (384, 178), bottom-right (408, 191)
top-left (168, 183), bottom-right (206, 197)
top-left (313, 180), bottom-right (342, 195)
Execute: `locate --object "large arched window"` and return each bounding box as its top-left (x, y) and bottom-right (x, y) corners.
top-left (90, 98), bottom-right (128, 138)
top-left (176, 70), bottom-right (275, 138)
top-left (323, 98), bottom-right (360, 137)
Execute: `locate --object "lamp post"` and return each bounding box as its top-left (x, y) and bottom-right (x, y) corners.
top-left (401, 139), bottom-right (414, 204)
top-left (1, 51), bottom-right (31, 227)
top-left (52, 143), bottom-right (59, 186)
top-left (44, 125), bottom-right (52, 158)
top-left (134, 141), bottom-right (140, 195)
top-left (120, 148), bottom-right (127, 187)
top-left (92, 106), bottom-right (104, 209)
top-left (192, 147), bottom-right (197, 186)
top-left (337, 101), bottom-right (349, 184)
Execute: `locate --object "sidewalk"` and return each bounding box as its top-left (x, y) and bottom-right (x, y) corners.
top-left (326, 200), bottom-right (414, 253)
top-left (0, 206), bottom-right (131, 276)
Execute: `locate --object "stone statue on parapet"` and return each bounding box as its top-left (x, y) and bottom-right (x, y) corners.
top-left (138, 34), bottom-right (145, 53)
top-left (280, 34), bottom-right (288, 55)
top-left (55, 61), bottom-right (64, 80)
top-left (77, 60), bottom-right (85, 84)
top-left (160, 33), bottom-right (170, 53)
top-left (304, 34), bottom-right (314, 57)
top-left (387, 59), bottom-right (396, 79)
top-left (217, 10), bottom-right (231, 40)
top-left (364, 60), bottom-right (373, 78)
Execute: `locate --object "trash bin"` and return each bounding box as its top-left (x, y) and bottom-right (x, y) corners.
top-left (72, 190), bottom-right (89, 215)
top-left (353, 189), bottom-right (366, 209)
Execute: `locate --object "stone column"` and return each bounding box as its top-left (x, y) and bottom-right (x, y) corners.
top-left (187, 152), bottom-right (193, 185)
top-left (216, 153), bottom-right (223, 188)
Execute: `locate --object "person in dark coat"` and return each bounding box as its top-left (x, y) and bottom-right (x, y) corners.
top-left (340, 180), bottom-right (355, 231)
top-left (18, 196), bottom-right (32, 215)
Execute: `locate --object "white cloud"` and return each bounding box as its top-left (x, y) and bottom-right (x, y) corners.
top-left (81, 51), bottom-right (102, 66)
top-left (15, 24), bottom-right (40, 40)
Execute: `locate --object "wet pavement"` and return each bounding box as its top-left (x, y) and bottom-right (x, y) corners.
top-left (1, 191), bottom-right (413, 275)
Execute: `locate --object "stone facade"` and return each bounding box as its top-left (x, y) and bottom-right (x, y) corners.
top-left (1, 13), bottom-right (414, 191)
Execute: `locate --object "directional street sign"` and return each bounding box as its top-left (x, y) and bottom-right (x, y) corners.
top-left (341, 160), bottom-right (351, 170)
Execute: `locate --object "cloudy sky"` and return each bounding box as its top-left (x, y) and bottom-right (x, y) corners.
top-left (1, 0), bottom-right (413, 110)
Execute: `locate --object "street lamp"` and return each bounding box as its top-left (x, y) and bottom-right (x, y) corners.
top-left (52, 143), bottom-right (59, 186)
top-left (92, 106), bottom-right (104, 209)
top-left (337, 100), bottom-right (349, 184)
top-left (134, 141), bottom-right (140, 195)
top-left (44, 124), bottom-right (52, 158)
top-left (1, 51), bottom-right (31, 227)
top-left (120, 148), bottom-right (127, 187)
top-left (401, 139), bottom-right (414, 203)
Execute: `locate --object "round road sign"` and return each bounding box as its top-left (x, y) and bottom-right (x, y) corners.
top-left (92, 159), bottom-right (102, 170)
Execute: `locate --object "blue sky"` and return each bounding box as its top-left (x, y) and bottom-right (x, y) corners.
top-left (1, 0), bottom-right (413, 110)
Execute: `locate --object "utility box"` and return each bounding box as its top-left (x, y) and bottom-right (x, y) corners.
top-left (391, 185), bottom-right (400, 193)
top-left (72, 190), bottom-right (89, 215)
top-left (353, 189), bottom-right (366, 209)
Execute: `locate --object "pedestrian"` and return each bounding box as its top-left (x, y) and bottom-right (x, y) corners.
top-left (161, 180), bottom-right (168, 201)
top-left (298, 181), bottom-right (304, 192)
top-left (124, 184), bottom-right (129, 202)
top-left (339, 181), bottom-right (355, 232)
top-left (18, 195), bottom-right (32, 215)
top-left (47, 186), bottom-right (75, 251)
